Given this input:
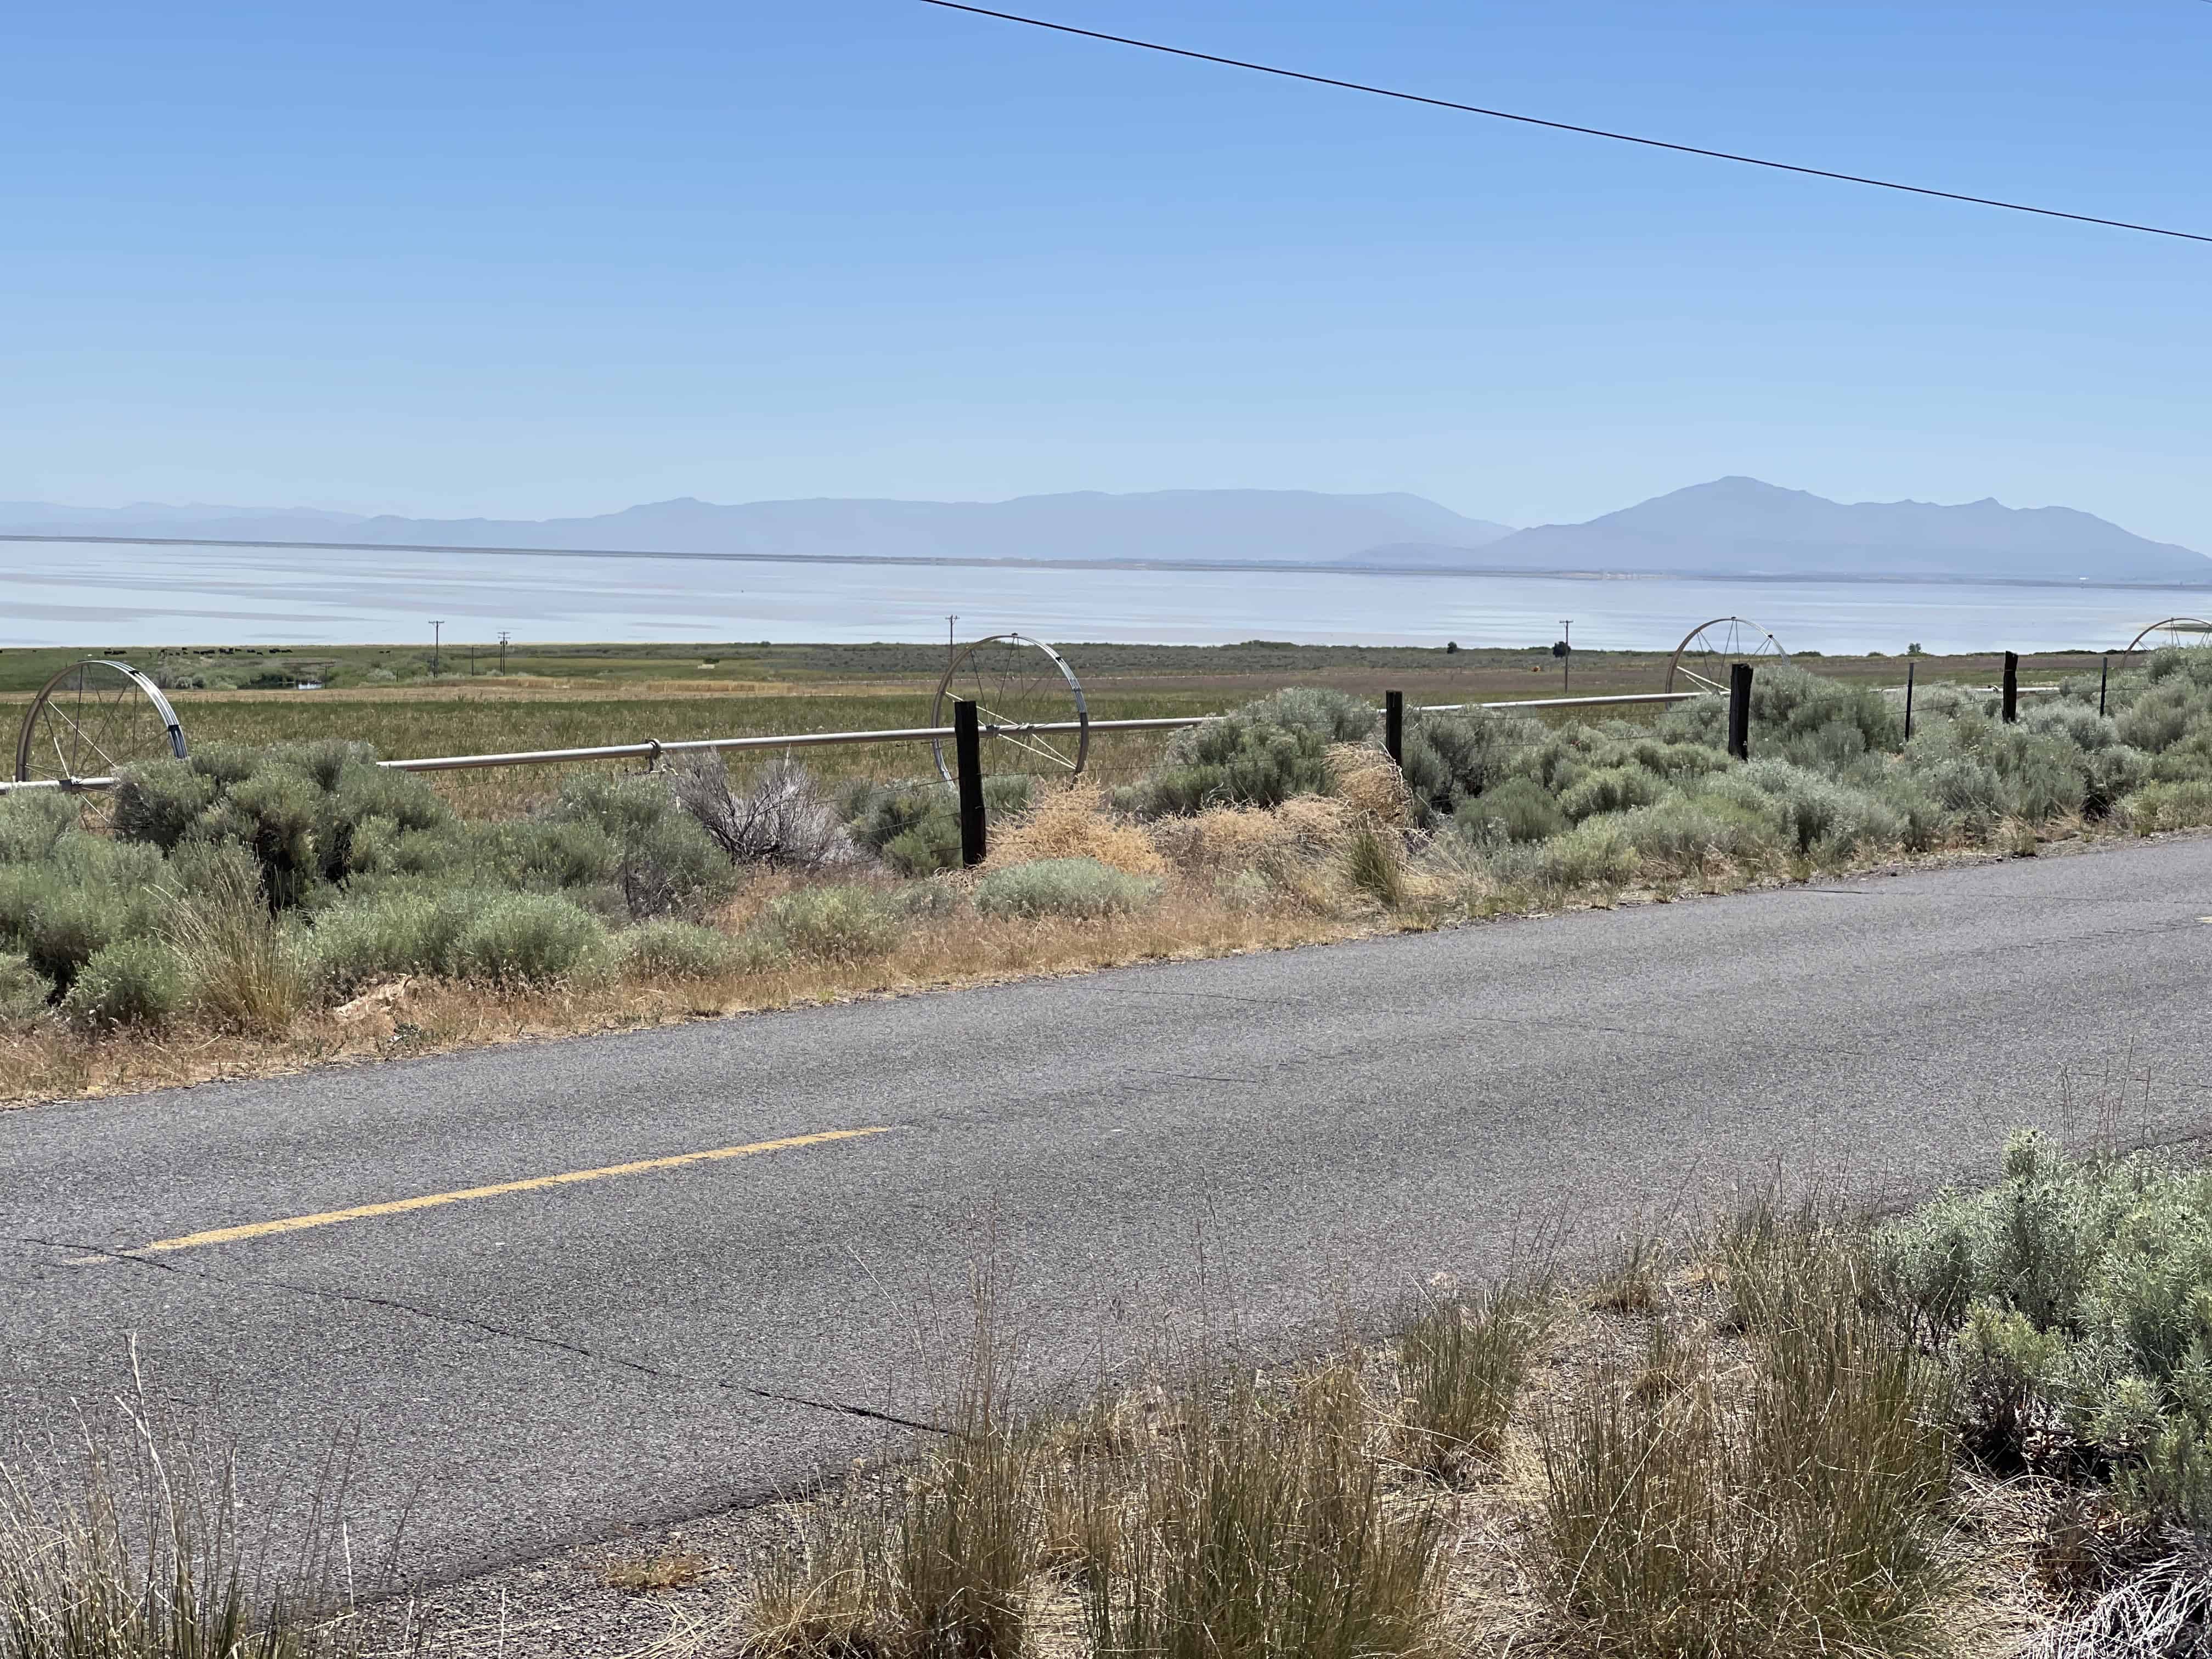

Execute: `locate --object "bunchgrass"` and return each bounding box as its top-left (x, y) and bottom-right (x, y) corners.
top-left (1066, 1353), bottom-right (1450, 1659)
top-left (0, 1360), bottom-right (356, 1659)
top-left (1396, 1279), bottom-right (1549, 1481)
top-left (1539, 1209), bottom-right (1956, 1659)
top-left (159, 844), bottom-right (311, 1035)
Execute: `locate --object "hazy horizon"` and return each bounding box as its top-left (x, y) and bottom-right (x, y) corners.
top-left (7, 2), bottom-right (2206, 550)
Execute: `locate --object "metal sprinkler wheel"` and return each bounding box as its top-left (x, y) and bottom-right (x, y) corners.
top-left (1664, 617), bottom-right (1789, 695)
top-left (930, 634), bottom-right (1090, 786)
top-left (2120, 618), bottom-right (2212, 657)
top-left (15, 659), bottom-right (187, 785)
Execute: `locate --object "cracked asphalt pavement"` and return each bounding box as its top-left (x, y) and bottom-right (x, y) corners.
top-left (7, 836), bottom-right (2212, 1585)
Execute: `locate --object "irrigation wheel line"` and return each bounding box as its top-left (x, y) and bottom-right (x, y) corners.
top-left (1664, 617), bottom-right (1789, 695)
top-left (929, 633), bottom-right (1091, 786)
top-left (14, 659), bottom-right (187, 785)
top-left (2120, 618), bottom-right (2212, 658)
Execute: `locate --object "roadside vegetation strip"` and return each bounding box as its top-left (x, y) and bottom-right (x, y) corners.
top-left (7, 1126), bottom-right (2210, 1655)
top-left (75, 1126), bottom-right (896, 1262)
top-left (4, 649), bottom-right (2210, 1106)
top-left (343, 1127), bottom-right (2197, 1658)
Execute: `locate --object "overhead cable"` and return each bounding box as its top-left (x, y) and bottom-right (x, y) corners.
top-left (917, 0), bottom-right (2211, 246)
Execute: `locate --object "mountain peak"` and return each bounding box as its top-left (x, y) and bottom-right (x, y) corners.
top-left (1494, 478), bottom-right (2205, 581)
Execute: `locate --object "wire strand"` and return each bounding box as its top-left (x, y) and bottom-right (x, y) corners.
top-left (917, 0), bottom-right (2211, 246)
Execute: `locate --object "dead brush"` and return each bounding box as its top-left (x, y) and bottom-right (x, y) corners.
top-left (983, 786), bottom-right (1165, 877)
top-left (672, 755), bottom-right (856, 870)
top-left (602, 1543), bottom-right (710, 1594)
top-left (1324, 742), bottom-right (1414, 828)
top-left (1397, 1280), bottom-right (1550, 1482)
top-left (1150, 798), bottom-right (1343, 873)
top-left (1540, 1220), bottom-right (1956, 1659)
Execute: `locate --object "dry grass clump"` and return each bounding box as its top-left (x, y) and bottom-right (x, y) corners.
top-left (602, 1545), bottom-right (710, 1594)
top-left (985, 786), bottom-right (1166, 877)
top-left (742, 1263), bottom-right (1460, 1659)
top-left (1068, 1355), bottom-right (1451, 1659)
top-left (159, 846), bottom-right (313, 1036)
top-left (1325, 742), bottom-right (1414, 827)
top-left (1397, 1280), bottom-right (1550, 1483)
top-left (743, 1262), bottom-right (1040, 1659)
top-left (1153, 797), bottom-right (1350, 873)
top-left (0, 1359), bottom-right (357, 1659)
top-left (1539, 1207), bottom-right (1957, 1659)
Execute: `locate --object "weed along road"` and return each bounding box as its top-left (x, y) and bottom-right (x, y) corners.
top-left (7, 837), bottom-right (2212, 1585)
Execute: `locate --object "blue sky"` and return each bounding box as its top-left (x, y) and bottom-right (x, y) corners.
top-left (5, 1), bottom-right (2207, 545)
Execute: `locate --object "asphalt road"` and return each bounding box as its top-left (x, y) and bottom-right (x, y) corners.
top-left (7, 837), bottom-right (2212, 1586)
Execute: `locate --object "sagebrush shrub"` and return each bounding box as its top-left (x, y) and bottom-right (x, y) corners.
top-left (19, 845), bottom-right (163, 986)
top-left (756, 885), bottom-right (899, 961)
top-left (1876, 1131), bottom-right (2212, 1527)
top-left (1724, 759), bottom-right (1903, 858)
top-left (1400, 710), bottom-right (1543, 821)
top-left (490, 817), bottom-right (617, 890)
top-left (2119, 778), bottom-right (2212, 834)
top-left (973, 857), bottom-right (1159, 919)
top-left (1611, 793), bottom-right (1776, 872)
top-left (1535, 820), bottom-right (1636, 889)
top-left (1135, 688), bottom-right (1375, 815)
top-left (1657, 661), bottom-right (1900, 766)
top-left (450, 894), bottom-right (606, 983)
top-left (312, 887), bottom-right (498, 990)
top-left (111, 760), bottom-right (217, 852)
top-left (1557, 764), bottom-right (1664, 823)
top-left (548, 773), bottom-right (733, 919)
top-left (62, 939), bottom-right (185, 1028)
top-left (0, 793), bottom-right (81, 865)
top-left (612, 919), bottom-right (743, 981)
top-left (0, 953), bottom-right (52, 1023)
top-left (842, 777), bottom-right (1032, 876)
top-left (1453, 777), bottom-right (1565, 845)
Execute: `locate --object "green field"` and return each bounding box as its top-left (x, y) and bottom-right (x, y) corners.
top-left (3, 639), bottom-right (2101, 816)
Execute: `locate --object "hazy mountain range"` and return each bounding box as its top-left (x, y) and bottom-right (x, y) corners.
top-left (4, 477), bottom-right (2204, 584)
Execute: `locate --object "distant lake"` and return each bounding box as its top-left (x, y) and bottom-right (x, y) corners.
top-left (3, 540), bottom-right (2206, 656)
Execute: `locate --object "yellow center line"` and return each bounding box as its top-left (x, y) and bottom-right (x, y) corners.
top-left (75, 1127), bottom-right (896, 1263)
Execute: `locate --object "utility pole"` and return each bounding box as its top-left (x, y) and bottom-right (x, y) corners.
top-left (499, 631), bottom-right (510, 674)
top-left (1560, 619), bottom-right (1572, 695)
top-left (947, 614), bottom-right (958, 670)
top-left (431, 620), bottom-right (443, 676)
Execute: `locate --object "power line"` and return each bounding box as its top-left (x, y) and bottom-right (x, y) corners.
top-left (916, 0), bottom-right (2211, 246)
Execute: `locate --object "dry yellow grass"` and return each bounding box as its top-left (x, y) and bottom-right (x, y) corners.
top-left (981, 785), bottom-right (1167, 877)
top-left (1152, 796), bottom-right (1352, 872)
top-left (1325, 741), bottom-right (1415, 827)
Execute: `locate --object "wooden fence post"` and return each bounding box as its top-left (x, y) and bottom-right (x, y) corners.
top-left (1904, 660), bottom-right (1916, 743)
top-left (2099, 655), bottom-right (2109, 719)
top-left (2002, 651), bottom-right (2019, 724)
top-left (1384, 690), bottom-right (1404, 769)
top-left (954, 699), bottom-right (986, 867)
top-left (1728, 663), bottom-right (1753, 760)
